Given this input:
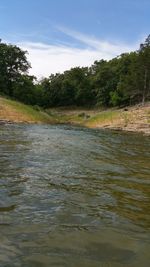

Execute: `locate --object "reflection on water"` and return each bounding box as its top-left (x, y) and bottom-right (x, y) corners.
top-left (0, 124), bottom-right (150, 267)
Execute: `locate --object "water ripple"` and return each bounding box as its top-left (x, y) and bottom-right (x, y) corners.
top-left (0, 124), bottom-right (150, 266)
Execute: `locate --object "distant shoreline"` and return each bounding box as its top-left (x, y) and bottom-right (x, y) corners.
top-left (0, 97), bottom-right (150, 136)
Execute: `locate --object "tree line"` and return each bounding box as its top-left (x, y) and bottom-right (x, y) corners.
top-left (0, 35), bottom-right (150, 108)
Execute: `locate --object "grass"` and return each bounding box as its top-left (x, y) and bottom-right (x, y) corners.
top-left (46, 108), bottom-right (90, 125)
top-left (147, 110), bottom-right (150, 123)
top-left (0, 97), bottom-right (57, 124)
top-left (0, 96), bottom-right (149, 134)
top-left (46, 107), bottom-right (123, 128)
top-left (85, 110), bottom-right (120, 127)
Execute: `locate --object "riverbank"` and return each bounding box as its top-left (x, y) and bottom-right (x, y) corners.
top-left (0, 97), bottom-right (150, 135)
top-left (46, 103), bottom-right (150, 135)
top-left (0, 97), bottom-right (58, 124)
top-left (87, 103), bottom-right (150, 135)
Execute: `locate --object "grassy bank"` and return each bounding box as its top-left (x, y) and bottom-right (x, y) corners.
top-left (46, 107), bottom-right (120, 126)
top-left (0, 97), bottom-right (58, 124)
top-left (46, 103), bottom-right (150, 135)
top-left (0, 96), bottom-right (150, 135)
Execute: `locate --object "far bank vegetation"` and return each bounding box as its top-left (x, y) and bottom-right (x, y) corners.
top-left (0, 35), bottom-right (150, 111)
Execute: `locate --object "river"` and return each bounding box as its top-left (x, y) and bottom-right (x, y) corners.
top-left (0, 124), bottom-right (150, 267)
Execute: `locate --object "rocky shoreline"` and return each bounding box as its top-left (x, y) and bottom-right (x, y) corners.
top-left (1, 117), bottom-right (150, 136)
top-left (103, 124), bottom-right (150, 135)
top-left (0, 119), bottom-right (13, 125)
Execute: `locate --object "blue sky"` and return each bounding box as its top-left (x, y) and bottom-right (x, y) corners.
top-left (0, 0), bottom-right (149, 77)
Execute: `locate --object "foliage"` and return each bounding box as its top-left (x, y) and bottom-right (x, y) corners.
top-left (0, 41), bottom-right (30, 96)
top-left (0, 36), bottom-right (150, 108)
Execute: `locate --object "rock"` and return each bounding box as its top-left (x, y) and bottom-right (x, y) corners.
top-left (0, 119), bottom-right (13, 125)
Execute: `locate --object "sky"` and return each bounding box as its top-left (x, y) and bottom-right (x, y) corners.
top-left (0, 0), bottom-right (150, 78)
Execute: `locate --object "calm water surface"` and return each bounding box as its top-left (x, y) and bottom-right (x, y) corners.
top-left (0, 124), bottom-right (150, 267)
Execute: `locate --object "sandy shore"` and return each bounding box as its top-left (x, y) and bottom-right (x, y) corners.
top-left (114, 105), bottom-right (150, 135)
top-left (93, 104), bottom-right (150, 135)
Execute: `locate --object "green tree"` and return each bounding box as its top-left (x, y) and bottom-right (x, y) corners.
top-left (0, 40), bottom-right (30, 96)
top-left (91, 60), bottom-right (119, 106)
top-left (109, 52), bottom-right (138, 106)
top-left (139, 35), bottom-right (150, 103)
top-left (13, 75), bottom-right (37, 105)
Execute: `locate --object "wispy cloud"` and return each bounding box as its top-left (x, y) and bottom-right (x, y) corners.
top-left (14, 27), bottom-right (139, 78)
top-left (56, 26), bottom-right (138, 55)
top-left (18, 42), bottom-right (103, 78)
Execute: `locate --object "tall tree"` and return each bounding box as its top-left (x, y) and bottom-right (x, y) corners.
top-left (139, 35), bottom-right (150, 104)
top-left (0, 40), bottom-right (30, 96)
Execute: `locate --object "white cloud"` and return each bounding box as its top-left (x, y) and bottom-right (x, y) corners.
top-left (56, 26), bottom-right (137, 53)
top-left (16, 28), bottom-right (139, 79)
